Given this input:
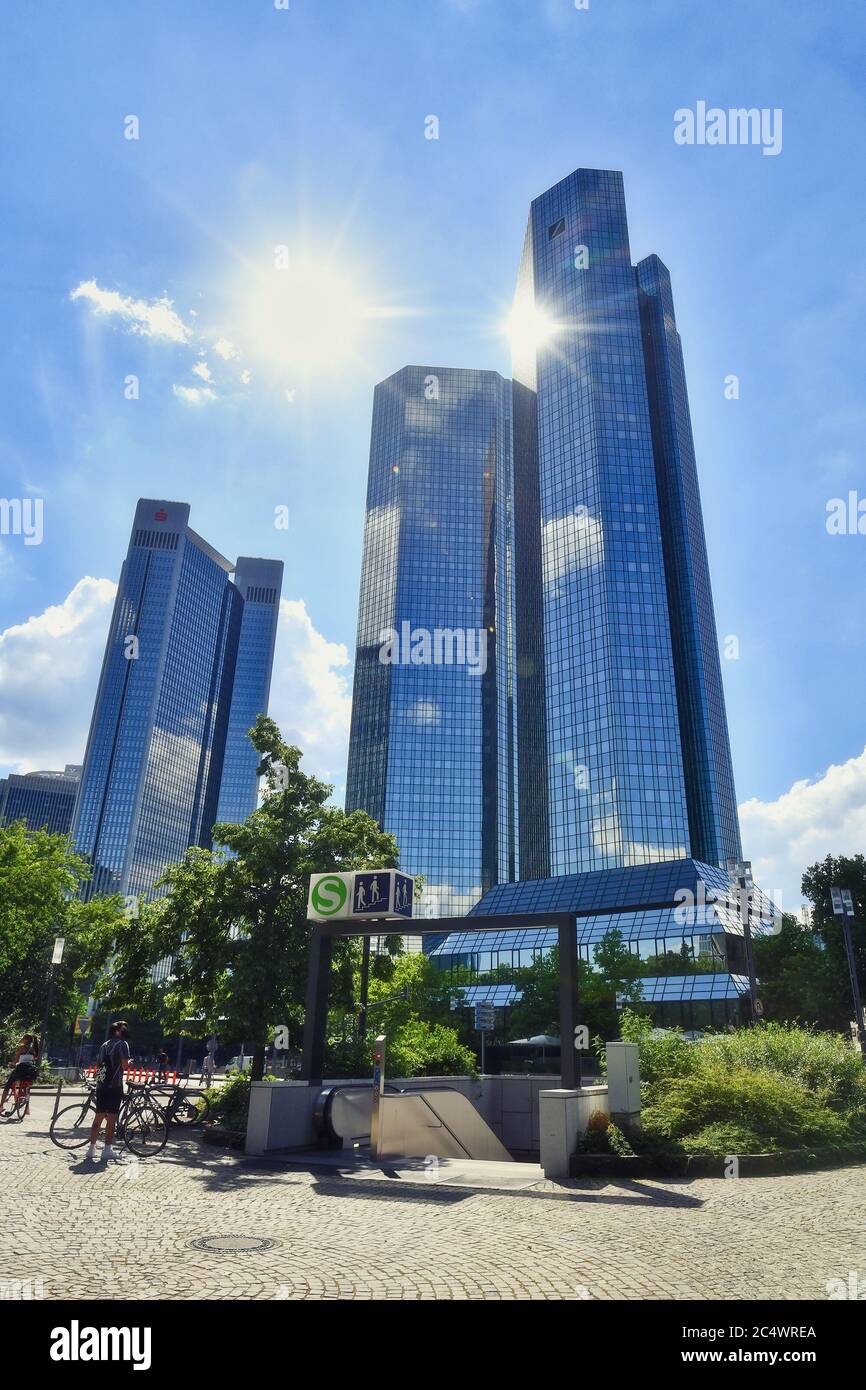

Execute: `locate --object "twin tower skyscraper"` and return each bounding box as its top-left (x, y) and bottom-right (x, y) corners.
top-left (346, 167), bottom-right (742, 922)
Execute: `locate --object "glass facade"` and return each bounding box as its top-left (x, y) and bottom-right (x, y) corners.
top-left (0, 766), bottom-right (81, 835)
top-left (71, 499), bottom-right (282, 901)
top-left (429, 859), bottom-right (778, 1025)
top-left (214, 558), bottom-right (282, 829)
top-left (346, 170), bottom-right (756, 1021)
top-left (513, 167), bottom-right (740, 874)
top-left (345, 366), bottom-right (517, 917)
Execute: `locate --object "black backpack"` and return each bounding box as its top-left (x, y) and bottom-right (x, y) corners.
top-left (95, 1040), bottom-right (115, 1086)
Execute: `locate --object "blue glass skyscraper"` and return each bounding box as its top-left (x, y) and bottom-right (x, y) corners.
top-left (71, 500), bottom-right (282, 901)
top-left (345, 367), bottom-right (516, 917)
top-left (512, 167), bottom-right (740, 876)
top-left (347, 169), bottom-right (768, 1028)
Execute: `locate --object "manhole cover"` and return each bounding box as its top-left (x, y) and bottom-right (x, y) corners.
top-left (188, 1235), bottom-right (280, 1254)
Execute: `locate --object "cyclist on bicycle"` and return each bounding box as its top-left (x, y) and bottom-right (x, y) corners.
top-left (0, 1033), bottom-right (40, 1115)
top-left (86, 1020), bottom-right (130, 1162)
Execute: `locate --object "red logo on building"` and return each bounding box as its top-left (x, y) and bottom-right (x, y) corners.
top-left (154, 509), bottom-right (167, 522)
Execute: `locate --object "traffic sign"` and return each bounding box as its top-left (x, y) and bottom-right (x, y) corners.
top-left (52, 937), bottom-right (65, 965)
top-left (832, 887), bottom-right (855, 918)
top-left (76, 1016), bottom-right (91, 1037)
top-left (474, 1003), bottom-right (495, 1032)
top-left (307, 869), bottom-right (414, 922)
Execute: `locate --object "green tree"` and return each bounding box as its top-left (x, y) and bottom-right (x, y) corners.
top-left (0, 821), bottom-right (125, 1055)
top-left (799, 855), bottom-right (866, 1031)
top-left (80, 717), bottom-right (399, 1080)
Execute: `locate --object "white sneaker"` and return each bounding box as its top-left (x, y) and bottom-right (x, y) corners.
top-left (86, 1144), bottom-right (97, 1162)
top-left (105, 1146), bottom-right (125, 1161)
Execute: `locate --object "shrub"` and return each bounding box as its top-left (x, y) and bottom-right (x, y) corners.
top-left (642, 1065), bottom-right (852, 1152)
top-left (694, 1023), bottom-right (866, 1110)
top-left (603, 1009), bottom-right (698, 1084)
top-left (385, 1020), bottom-right (477, 1078)
top-left (206, 1071), bottom-right (279, 1132)
top-left (677, 1122), bottom-right (768, 1155)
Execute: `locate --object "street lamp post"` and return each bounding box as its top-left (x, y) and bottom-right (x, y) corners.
top-left (729, 860), bottom-right (759, 1025)
top-left (830, 887), bottom-right (866, 1065)
top-left (40, 936), bottom-right (65, 1062)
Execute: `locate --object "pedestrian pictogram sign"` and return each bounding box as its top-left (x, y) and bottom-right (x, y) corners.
top-left (307, 869), bottom-right (414, 922)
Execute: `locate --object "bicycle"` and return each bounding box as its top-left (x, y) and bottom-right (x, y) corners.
top-left (159, 1086), bottom-right (212, 1128)
top-left (0, 1077), bottom-right (33, 1122)
top-left (50, 1080), bottom-right (169, 1157)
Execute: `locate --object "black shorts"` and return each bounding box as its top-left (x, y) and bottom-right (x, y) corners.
top-left (95, 1084), bottom-right (123, 1115)
top-left (7, 1063), bottom-right (36, 1085)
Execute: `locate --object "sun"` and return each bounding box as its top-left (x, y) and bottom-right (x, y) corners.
top-left (233, 257), bottom-right (372, 377)
top-left (505, 300), bottom-right (561, 358)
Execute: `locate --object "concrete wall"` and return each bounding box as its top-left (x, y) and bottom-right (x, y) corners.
top-left (539, 1086), bottom-right (610, 1179)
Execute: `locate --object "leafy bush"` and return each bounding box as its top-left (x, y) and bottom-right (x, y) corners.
top-left (677, 1122), bottom-right (768, 1155)
top-left (600, 1009), bottom-right (698, 1084)
top-left (694, 1023), bottom-right (866, 1110)
top-left (577, 1113), bottom-right (636, 1157)
top-left (205, 1071), bottom-right (279, 1131)
top-left (385, 1020), bottom-right (477, 1078)
top-left (606, 1122), bottom-right (636, 1157)
top-left (642, 1065), bottom-right (852, 1152)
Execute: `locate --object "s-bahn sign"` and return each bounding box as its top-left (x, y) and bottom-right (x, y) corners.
top-left (307, 869), bottom-right (414, 923)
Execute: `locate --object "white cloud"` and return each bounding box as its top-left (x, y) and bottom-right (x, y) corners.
top-left (739, 746), bottom-right (866, 912)
top-left (240, 369), bottom-right (252, 385)
top-left (0, 577), bottom-right (116, 774)
top-left (212, 337), bottom-right (237, 360)
top-left (267, 599), bottom-right (352, 790)
top-left (70, 280), bottom-right (191, 343)
top-left (192, 360), bottom-right (213, 383)
top-left (172, 383), bottom-right (216, 405)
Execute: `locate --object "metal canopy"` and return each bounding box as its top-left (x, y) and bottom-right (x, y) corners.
top-left (300, 911), bottom-right (580, 1089)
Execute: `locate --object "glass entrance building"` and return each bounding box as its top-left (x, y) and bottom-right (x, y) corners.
top-left (71, 499), bottom-right (282, 902)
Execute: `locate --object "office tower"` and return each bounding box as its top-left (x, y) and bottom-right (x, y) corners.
top-left (71, 499), bottom-right (282, 901)
top-left (511, 166), bottom-right (740, 876)
top-left (0, 765), bottom-right (81, 835)
top-left (345, 366), bottom-right (516, 917)
top-left (424, 169), bottom-right (767, 1027)
top-left (214, 558), bottom-right (282, 827)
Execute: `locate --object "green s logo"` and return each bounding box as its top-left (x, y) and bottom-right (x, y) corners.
top-left (311, 875), bottom-right (348, 916)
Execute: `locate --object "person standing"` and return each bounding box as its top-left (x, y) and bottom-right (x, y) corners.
top-left (200, 1050), bottom-right (215, 1087)
top-left (86, 1021), bottom-right (130, 1162)
top-left (156, 1047), bottom-right (169, 1082)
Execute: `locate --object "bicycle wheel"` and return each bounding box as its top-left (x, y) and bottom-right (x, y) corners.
top-left (0, 1093), bottom-right (20, 1121)
top-left (122, 1102), bottom-right (168, 1157)
top-left (50, 1100), bottom-right (94, 1149)
top-left (172, 1092), bottom-right (208, 1126)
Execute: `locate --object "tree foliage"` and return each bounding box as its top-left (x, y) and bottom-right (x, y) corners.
top-left (0, 821), bottom-right (125, 1052)
top-left (77, 717), bottom-right (399, 1079)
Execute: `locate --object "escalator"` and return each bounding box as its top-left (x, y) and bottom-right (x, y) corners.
top-left (315, 1083), bottom-right (513, 1162)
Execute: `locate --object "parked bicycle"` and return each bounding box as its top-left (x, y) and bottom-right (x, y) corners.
top-left (158, 1086), bottom-right (211, 1128)
top-left (0, 1077), bottom-right (33, 1123)
top-left (50, 1080), bottom-right (169, 1157)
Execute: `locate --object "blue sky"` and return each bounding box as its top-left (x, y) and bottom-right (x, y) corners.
top-left (1, 0), bottom-right (865, 906)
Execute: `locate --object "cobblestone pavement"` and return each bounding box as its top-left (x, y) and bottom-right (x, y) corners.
top-left (3, 1096), bottom-right (865, 1300)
